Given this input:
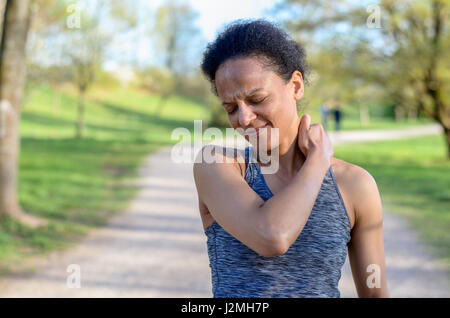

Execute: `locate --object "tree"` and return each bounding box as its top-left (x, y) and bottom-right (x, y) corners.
top-left (25, 0), bottom-right (68, 114)
top-left (273, 0), bottom-right (450, 158)
top-left (31, 0), bottom-right (137, 139)
top-left (382, 0), bottom-right (450, 157)
top-left (272, 0), bottom-right (383, 125)
top-left (0, 0), bottom-right (45, 226)
top-left (150, 0), bottom-right (202, 116)
top-left (64, 11), bottom-right (105, 139)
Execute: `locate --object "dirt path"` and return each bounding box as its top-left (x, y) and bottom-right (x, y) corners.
top-left (0, 124), bottom-right (448, 297)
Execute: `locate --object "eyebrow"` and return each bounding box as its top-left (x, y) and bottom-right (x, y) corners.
top-left (222, 88), bottom-right (264, 105)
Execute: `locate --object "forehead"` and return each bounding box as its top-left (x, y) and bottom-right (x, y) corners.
top-left (215, 57), bottom-right (279, 100)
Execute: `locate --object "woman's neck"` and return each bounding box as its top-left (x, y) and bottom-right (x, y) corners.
top-left (259, 117), bottom-right (305, 178)
top-left (276, 130), bottom-right (305, 178)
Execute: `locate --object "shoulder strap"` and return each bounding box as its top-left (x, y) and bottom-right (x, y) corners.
top-left (244, 146), bottom-right (250, 170)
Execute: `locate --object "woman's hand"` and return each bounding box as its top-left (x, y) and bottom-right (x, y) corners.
top-left (297, 114), bottom-right (333, 164)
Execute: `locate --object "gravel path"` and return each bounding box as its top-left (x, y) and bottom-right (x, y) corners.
top-left (0, 124), bottom-right (448, 297)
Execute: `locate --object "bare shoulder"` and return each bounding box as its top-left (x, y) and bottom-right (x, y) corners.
top-left (331, 157), bottom-right (377, 189)
top-left (331, 157), bottom-right (382, 228)
top-left (193, 144), bottom-right (246, 177)
top-left (193, 144), bottom-right (246, 224)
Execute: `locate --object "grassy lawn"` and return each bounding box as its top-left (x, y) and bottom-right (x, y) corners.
top-left (334, 135), bottom-right (450, 266)
top-left (0, 83), bottom-right (208, 274)
top-left (333, 117), bottom-right (434, 131)
top-left (302, 100), bottom-right (434, 131)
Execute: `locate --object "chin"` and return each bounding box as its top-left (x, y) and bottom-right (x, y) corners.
top-left (244, 128), bottom-right (279, 153)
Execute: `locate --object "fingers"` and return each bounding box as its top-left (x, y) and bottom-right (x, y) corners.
top-left (300, 114), bottom-right (311, 134)
top-left (297, 115), bottom-right (332, 161)
top-left (298, 114), bottom-right (311, 157)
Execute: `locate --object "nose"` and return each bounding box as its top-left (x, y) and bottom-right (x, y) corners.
top-left (238, 103), bottom-right (257, 127)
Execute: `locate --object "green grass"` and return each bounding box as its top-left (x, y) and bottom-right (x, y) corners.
top-left (334, 117), bottom-right (434, 131)
top-left (0, 83), bottom-right (208, 274)
top-left (305, 107), bottom-right (434, 132)
top-left (334, 135), bottom-right (450, 265)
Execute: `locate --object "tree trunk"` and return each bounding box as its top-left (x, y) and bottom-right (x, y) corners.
top-left (0, 0), bottom-right (6, 42)
top-left (407, 107), bottom-right (417, 122)
top-left (445, 127), bottom-right (450, 160)
top-left (359, 104), bottom-right (370, 127)
top-left (394, 104), bottom-right (405, 122)
top-left (154, 93), bottom-right (169, 117)
top-left (0, 0), bottom-right (45, 227)
top-left (76, 88), bottom-right (85, 139)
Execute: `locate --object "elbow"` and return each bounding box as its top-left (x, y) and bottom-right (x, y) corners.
top-left (256, 222), bottom-right (290, 258)
top-left (269, 241), bottom-right (289, 257)
top-left (259, 237), bottom-right (289, 258)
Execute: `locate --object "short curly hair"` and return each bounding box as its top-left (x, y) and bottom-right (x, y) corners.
top-left (200, 18), bottom-right (309, 96)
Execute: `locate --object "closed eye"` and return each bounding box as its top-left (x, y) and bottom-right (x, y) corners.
top-left (249, 97), bottom-right (267, 105)
top-left (224, 97), bottom-right (267, 114)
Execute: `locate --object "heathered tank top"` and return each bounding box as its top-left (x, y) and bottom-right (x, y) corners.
top-left (204, 146), bottom-right (352, 298)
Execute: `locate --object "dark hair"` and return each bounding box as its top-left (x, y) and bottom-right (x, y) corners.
top-left (200, 19), bottom-right (309, 96)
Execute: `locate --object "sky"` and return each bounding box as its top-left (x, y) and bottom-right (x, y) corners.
top-left (104, 0), bottom-right (281, 71)
top-left (184, 0), bottom-right (281, 41)
top-left (103, 0), bottom-right (385, 73)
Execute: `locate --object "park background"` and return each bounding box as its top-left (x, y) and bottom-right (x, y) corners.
top-left (0, 0), bottom-right (448, 297)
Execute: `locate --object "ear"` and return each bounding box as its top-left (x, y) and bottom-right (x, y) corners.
top-left (291, 70), bottom-right (304, 100)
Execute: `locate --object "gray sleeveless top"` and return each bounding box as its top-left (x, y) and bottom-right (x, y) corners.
top-left (204, 146), bottom-right (351, 298)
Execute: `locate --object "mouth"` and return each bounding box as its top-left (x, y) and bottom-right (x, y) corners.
top-left (245, 123), bottom-right (270, 136)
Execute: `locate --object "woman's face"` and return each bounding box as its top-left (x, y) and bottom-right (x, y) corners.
top-left (215, 56), bottom-right (304, 151)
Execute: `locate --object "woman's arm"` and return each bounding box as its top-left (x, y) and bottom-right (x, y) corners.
top-left (346, 166), bottom-right (389, 297)
top-left (193, 114), bottom-right (333, 257)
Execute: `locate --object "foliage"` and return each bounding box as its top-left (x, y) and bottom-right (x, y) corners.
top-left (150, 0), bottom-right (203, 76)
top-left (272, 0), bottom-right (450, 157)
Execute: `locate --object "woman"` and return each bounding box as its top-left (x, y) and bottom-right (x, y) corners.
top-left (194, 19), bottom-right (389, 298)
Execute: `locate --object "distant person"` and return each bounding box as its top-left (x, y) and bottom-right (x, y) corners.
top-left (320, 102), bottom-right (330, 131)
top-left (195, 19), bottom-right (389, 298)
top-left (333, 103), bottom-right (342, 131)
